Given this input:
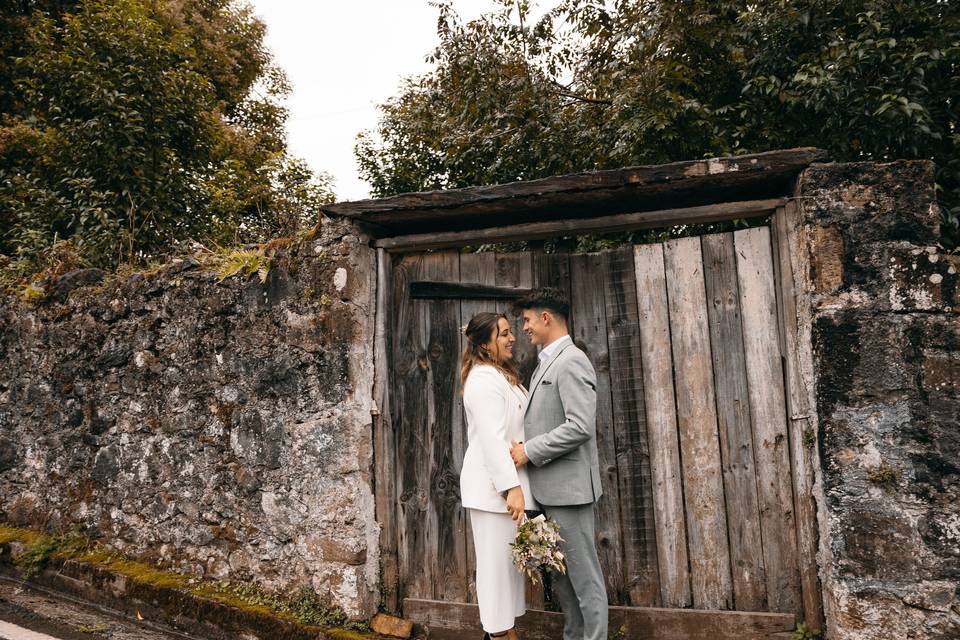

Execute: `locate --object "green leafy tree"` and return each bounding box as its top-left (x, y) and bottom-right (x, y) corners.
top-left (0, 0), bottom-right (333, 277)
top-left (358, 0), bottom-right (959, 247)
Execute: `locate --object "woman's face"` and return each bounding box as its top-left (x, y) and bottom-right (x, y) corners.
top-left (483, 317), bottom-right (515, 363)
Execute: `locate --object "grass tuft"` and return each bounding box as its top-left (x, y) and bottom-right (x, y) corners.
top-left (792, 622), bottom-right (822, 639)
top-left (867, 462), bottom-right (902, 494)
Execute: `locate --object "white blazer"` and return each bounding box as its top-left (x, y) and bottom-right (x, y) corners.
top-left (460, 364), bottom-right (538, 513)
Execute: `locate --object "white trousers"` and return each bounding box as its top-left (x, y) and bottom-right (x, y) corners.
top-left (469, 508), bottom-right (526, 633)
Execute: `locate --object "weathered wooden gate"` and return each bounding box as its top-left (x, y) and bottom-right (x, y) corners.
top-left (342, 150), bottom-right (829, 639)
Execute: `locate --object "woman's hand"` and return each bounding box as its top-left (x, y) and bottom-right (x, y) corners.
top-left (505, 486), bottom-right (525, 522)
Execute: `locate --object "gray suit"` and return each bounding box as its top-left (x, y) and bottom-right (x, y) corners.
top-left (523, 339), bottom-right (608, 640)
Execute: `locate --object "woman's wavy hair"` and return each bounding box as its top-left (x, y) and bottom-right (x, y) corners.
top-left (460, 311), bottom-right (520, 392)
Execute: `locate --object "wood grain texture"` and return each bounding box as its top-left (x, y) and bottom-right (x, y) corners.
top-left (458, 250), bottom-right (497, 604)
top-left (570, 253), bottom-right (626, 604)
top-left (771, 204), bottom-right (825, 629)
top-left (409, 280), bottom-right (530, 300)
top-left (374, 199), bottom-right (787, 251)
top-left (494, 252), bottom-right (537, 386)
top-left (701, 233), bottom-right (767, 611)
top-left (404, 599), bottom-right (796, 640)
top-left (384, 229), bottom-right (817, 622)
top-left (663, 236), bottom-right (733, 610)
top-left (527, 249), bottom-right (572, 610)
top-left (391, 253), bottom-right (436, 601)
top-left (603, 247), bottom-right (661, 606)
top-left (489, 250), bottom-right (547, 608)
top-left (633, 243), bottom-right (692, 609)
top-left (324, 149), bottom-right (827, 236)
top-left (373, 248), bottom-right (399, 612)
top-left (733, 227), bottom-right (802, 614)
top-left (422, 251), bottom-right (469, 601)
top-left (532, 250), bottom-right (574, 335)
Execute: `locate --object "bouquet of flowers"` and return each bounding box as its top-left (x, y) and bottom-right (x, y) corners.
top-left (510, 513), bottom-right (566, 584)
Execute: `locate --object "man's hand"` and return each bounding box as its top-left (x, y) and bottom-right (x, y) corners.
top-left (510, 440), bottom-right (529, 467)
top-left (505, 486), bottom-right (525, 521)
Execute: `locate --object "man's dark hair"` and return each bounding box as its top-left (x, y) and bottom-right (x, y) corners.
top-left (511, 287), bottom-right (570, 325)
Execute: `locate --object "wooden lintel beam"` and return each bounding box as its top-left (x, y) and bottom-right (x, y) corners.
top-left (410, 281), bottom-right (531, 300)
top-left (324, 148), bottom-right (825, 222)
top-left (376, 198), bottom-right (786, 252)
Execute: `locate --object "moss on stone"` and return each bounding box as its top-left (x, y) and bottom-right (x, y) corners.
top-left (190, 582), bottom-right (293, 620)
top-left (76, 549), bottom-right (194, 590)
top-left (0, 525), bottom-right (41, 546)
top-left (867, 463), bottom-right (903, 494)
top-left (0, 522), bottom-right (377, 637)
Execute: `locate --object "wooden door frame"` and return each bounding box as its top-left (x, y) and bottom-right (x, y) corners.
top-left (369, 198), bottom-right (824, 630)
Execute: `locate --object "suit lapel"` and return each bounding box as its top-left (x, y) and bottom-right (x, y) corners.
top-left (524, 341), bottom-right (574, 414)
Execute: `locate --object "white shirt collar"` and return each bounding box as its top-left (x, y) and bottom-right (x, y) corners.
top-left (538, 334), bottom-right (572, 364)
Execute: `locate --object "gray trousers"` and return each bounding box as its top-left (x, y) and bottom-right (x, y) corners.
top-left (542, 503), bottom-right (608, 640)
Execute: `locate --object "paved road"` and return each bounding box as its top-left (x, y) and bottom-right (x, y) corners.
top-left (0, 578), bottom-right (197, 640)
top-left (0, 620), bottom-right (68, 640)
top-left (0, 619), bottom-right (65, 640)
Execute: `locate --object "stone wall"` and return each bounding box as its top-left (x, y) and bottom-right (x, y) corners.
top-left (796, 160), bottom-right (960, 639)
top-left (0, 217), bottom-right (380, 619)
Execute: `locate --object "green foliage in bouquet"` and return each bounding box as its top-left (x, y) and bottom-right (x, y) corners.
top-left (510, 513), bottom-right (566, 585)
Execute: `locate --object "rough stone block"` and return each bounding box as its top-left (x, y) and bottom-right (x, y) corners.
top-left (808, 239), bottom-right (958, 313)
top-left (370, 613), bottom-right (414, 638)
top-left (813, 311), bottom-right (920, 415)
top-left (828, 580), bottom-right (960, 640)
top-left (797, 160), bottom-right (939, 244)
top-left (808, 224), bottom-right (845, 295)
top-left (835, 506), bottom-right (923, 579)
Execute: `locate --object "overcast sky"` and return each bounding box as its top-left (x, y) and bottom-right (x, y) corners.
top-left (248, 1), bottom-right (497, 202)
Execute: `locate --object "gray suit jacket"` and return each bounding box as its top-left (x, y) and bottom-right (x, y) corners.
top-left (523, 340), bottom-right (603, 506)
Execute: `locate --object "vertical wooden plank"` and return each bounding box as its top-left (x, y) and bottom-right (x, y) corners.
top-left (633, 243), bottom-right (691, 609)
top-left (532, 250), bottom-right (571, 293)
top-left (373, 248), bottom-right (399, 612)
top-left (495, 252), bottom-right (537, 386)
top-left (458, 250), bottom-right (497, 604)
top-left (531, 250), bottom-right (573, 334)
top-left (570, 252), bottom-right (626, 605)
top-left (421, 251), bottom-right (469, 602)
top-left (734, 226), bottom-right (802, 614)
top-left (392, 253), bottom-right (435, 602)
top-left (603, 247), bottom-right (661, 606)
top-left (772, 204), bottom-right (825, 629)
top-left (492, 251), bottom-right (544, 609)
top-left (701, 233), bottom-right (768, 611)
top-left (528, 249), bottom-right (571, 611)
top-left (663, 236), bottom-right (733, 610)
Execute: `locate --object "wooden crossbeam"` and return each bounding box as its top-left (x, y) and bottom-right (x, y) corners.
top-left (376, 198), bottom-right (786, 252)
top-left (410, 281), bottom-right (531, 300)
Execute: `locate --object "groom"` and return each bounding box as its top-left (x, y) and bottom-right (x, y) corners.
top-left (509, 287), bottom-right (608, 640)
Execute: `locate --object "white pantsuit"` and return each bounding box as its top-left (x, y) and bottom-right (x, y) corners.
top-left (460, 364), bottom-right (538, 633)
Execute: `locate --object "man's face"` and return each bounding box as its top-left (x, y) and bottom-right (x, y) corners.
top-left (520, 308), bottom-right (550, 346)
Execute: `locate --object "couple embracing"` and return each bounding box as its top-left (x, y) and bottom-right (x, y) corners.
top-left (459, 287), bottom-right (608, 640)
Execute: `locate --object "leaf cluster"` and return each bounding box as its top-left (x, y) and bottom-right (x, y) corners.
top-left (358, 0), bottom-right (960, 248)
top-left (0, 0), bottom-right (334, 283)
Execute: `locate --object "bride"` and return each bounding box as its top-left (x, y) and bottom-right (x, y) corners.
top-left (460, 311), bottom-right (538, 640)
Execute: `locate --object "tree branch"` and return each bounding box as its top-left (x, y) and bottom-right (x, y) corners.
top-left (557, 90), bottom-right (613, 105)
